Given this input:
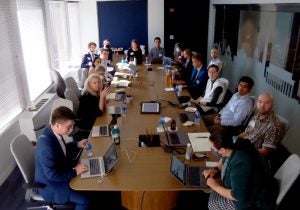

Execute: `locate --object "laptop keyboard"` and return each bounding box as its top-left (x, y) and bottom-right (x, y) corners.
top-left (170, 133), bottom-right (180, 144)
top-left (100, 126), bottom-right (108, 136)
top-left (188, 166), bottom-right (208, 188)
top-left (89, 158), bottom-right (100, 175)
top-left (179, 113), bottom-right (189, 123)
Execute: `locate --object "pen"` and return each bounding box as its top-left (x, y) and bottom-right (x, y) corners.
top-left (196, 136), bottom-right (209, 138)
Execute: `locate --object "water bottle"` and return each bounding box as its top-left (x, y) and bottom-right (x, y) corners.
top-left (121, 57), bottom-right (126, 65)
top-left (159, 116), bottom-right (165, 128)
top-left (194, 110), bottom-right (200, 125)
top-left (121, 100), bottom-right (127, 116)
top-left (111, 125), bottom-right (120, 145)
top-left (175, 85), bottom-right (179, 96)
top-left (85, 142), bottom-right (93, 157)
top-left (185, 143), bottom-right (193, 160)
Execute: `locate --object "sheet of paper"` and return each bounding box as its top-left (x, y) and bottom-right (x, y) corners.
top-left (187, 132), bottom-right (210, 152)
top-left (164, 87), bottom-right (174, 92)
top-left (107, 66), bottom-right (114, 72)
top-left (206, 161), bottom-right (218, 167)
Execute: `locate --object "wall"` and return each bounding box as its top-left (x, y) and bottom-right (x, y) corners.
top-left (216, 8), bottom-right (300, 155)
top-left (148, 0), bottom-right (164, 53)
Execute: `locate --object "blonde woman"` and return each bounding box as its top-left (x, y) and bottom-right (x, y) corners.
top-left (77, 74), bottom-right (109, 130)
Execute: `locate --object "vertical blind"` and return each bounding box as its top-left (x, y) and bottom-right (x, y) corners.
top-left (0, 1), bottom-right (23, 130)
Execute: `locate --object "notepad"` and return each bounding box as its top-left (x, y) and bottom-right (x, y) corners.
top-left (187, 132), bottom-right (211, 152)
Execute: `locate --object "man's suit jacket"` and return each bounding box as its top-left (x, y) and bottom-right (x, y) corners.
top-left (180, 59), bottom-right (193, 82)
top-left (34, 127), bottom-right (78, 204)
top-left (81, 53), bottom-right (99, 68)
top-left (188, 66), bottom-right (208, 98)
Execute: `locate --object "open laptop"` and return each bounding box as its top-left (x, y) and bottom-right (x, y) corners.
top-left (170, 154), bottom-right (209, 188)
top-left (163, 127), bottom-right (190, 147)
top-left (107, 92), bottom-right (126, 101)
top-left (107, 106), bottom-right (121, 115)
top-left (91, 125), bottom-right (110, 137)
top-left (80, 143), bottom-right (118, 178)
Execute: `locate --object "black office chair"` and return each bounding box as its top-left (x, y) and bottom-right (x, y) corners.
top-left (50, 70), bottom-right (66, 98)
top-left (10, 134), bottom-right (74, 210)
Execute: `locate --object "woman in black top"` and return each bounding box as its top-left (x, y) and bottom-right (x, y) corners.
top-left (126, 39), bottom-right (143, 64)
top-left (77, 74), bottom-right (109, 130)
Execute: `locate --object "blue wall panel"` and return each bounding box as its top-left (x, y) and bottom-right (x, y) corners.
top-left (97, 0), bottom-right (148, 50)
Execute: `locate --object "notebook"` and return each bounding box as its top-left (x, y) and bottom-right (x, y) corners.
top-left (163, 128), bottom-right (190, 147)
top-left (91, 125), bottom-right (110, 137)
top-left (80, 143), bottom-right (118, 178)
top-left (170, 154), bottom-right (209, 188)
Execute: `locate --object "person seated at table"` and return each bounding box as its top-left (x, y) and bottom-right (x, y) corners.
top-left (149, 37), bottom-right (165, 64)
top-left (208, 47), bottom-right (223, 74)
top-left (203, 76), bottom-right (254, 134)
top-left (126, 39), bottom-right (143, 64)
top-left (99, 38), bottom-right (113, 62)
top-left (35, 106), bottom-right (90, 210)
top-left (81, 41), bottom-right (98, 69)
top-left (173, 42), bottom-right (184, 64)
top-left (186, 54), bottom-right (208, 99)
top-left (238, 92), bottom-right (284, 157)
top-left (178, 48), bottom-right (193, 82)
top-left (190, 64), bottom-right (227, 115)
top-left (94, 64), bottom-right (113, 84)
top-left (88, 57), bottom-right (102, 76)
top-left (77, 74), bottom-right (109, 131)
top-left (203, 126), bottom-right (277, 210)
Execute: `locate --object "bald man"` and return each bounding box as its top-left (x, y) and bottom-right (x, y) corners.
top-left (238, 92), bottom-right (283, 156)
top-left (208, 48), bottom-right (223, 73)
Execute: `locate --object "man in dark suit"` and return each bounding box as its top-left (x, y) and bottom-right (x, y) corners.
top-left (35, 106), bottom-right (89, 210)
top-left (179, 48), bottom-right (194, 83)
top-left (81, 42), bottom-right (99, 69)
top-left (187, 54), bottom-right (208, 99)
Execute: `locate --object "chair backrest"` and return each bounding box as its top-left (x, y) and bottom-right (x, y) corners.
top-left (218, 78), bottom-right (229, 90)
top-left (10, 134), bottom-right (35, 184)
top-left (64, 76), bottom-right (81, 98)
top-left (49, 98), bottom-right (73, 124)
top-left (78, 68), bottom-right (89, 88)
top-left (241, 96), bottom-right (256, 128)
top-left (64, 89), bottom-right (80, 115)
top-left (276, 114), bottom-right (290, 137)
top-left (50, 70), bottom-right (66, 98)
top-left (274, 154), bottom-right (300, 205)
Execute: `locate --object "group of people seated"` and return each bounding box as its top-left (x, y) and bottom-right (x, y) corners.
top-left (34, 37), bottom-right (285, 210)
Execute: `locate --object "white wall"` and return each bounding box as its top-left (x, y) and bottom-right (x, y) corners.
top-left (78, 0), bottom-right (99, 55)
top-left (148, 0), bottom-right (164, 52)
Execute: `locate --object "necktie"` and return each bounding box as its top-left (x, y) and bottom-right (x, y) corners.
top-left (59, 135), bottom-right (67, 156)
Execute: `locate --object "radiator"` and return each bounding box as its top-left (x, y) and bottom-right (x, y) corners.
top-left (19, 93), bottom-right (58, 142)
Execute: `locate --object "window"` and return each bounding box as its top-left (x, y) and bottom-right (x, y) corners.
top-left (0, 1), bottom-right (23, 130)
top-left (17, 0), bottom-right (52, 101)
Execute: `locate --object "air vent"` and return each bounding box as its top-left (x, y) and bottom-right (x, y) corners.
top-left (35, 98), bottom-right (49, 110)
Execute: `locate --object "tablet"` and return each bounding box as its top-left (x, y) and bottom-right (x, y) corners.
top-left (140, 102), bottom-right (160, 114)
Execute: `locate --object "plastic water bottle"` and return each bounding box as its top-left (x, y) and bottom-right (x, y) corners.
top-left (111, 125), bottom-right (120, 145)
top-left (185, 143), bottom-right (193, 160)
top-left (85, 142), bottom-right (93, 157)
top-left (194, 110), bottom-right (200, 125)
top-left (121, 100), bottom-right (127, 116)
top-left (159, 116), bottom-right (165, 128)
top-left (121, 57), bottom-right (126, 65)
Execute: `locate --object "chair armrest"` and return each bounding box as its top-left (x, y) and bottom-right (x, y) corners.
top-left (23, 182), bottom-right (45, 190)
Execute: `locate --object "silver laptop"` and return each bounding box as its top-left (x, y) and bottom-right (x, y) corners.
top-left (80, 143), bottom-right (118, 178)
top-left (91, 125), bottom-right (110, 137)
top-left (170, 154), bottom-right (208, 188)
top-left (107, 106), bottom-right (121, 115)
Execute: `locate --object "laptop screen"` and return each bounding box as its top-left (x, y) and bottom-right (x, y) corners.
top-left (103, 143), bottom-right (118, 173)
top-left (170, 155), bottom-right (185, 183)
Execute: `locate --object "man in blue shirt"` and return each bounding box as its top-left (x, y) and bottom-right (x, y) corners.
top-left (149, 37), bottom-right (165, 64)
top-left (203, 76), bottom-right (255, 133)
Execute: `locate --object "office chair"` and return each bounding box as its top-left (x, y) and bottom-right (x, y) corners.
top-left (274, 154), bottom-right (300, 206)
top-left (64, 89), bottom-right (80, 115)
top-left (78, 68), bottom-right (89, 88)
top-left (10, 134), bottom-right (74, 210)
top-left (64, 77), bottom-right (81, 98)
top-left (50, 70), bottom-right (66, 98)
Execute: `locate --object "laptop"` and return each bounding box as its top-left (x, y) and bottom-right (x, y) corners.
top-left (163, 127), bottom-right (190, 147)
top-left (107, 92), bottom-right (126, 101)
top-left (80, 143), bottom-right (118, 178)
top-left (91, 125), bottom-right (110, 137)
top-left (107, 106), bottom-right (122, 115)
top-left (179, 112), bottom-right (194, 123)
top-left (170, 154), bottom-right (209, 188)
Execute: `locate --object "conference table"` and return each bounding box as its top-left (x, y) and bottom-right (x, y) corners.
top-left (70, 62), bottom-right (216, 210)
